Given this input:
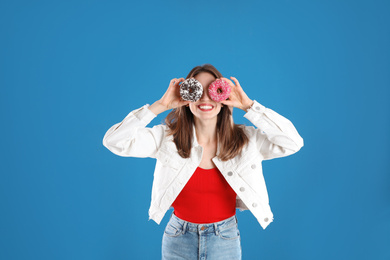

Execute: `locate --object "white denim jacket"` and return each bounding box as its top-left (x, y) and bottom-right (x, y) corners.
top-left (102, 100), bottom-right (304, 229)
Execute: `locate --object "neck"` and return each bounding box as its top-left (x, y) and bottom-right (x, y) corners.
top-left (194, 118), bottom-right (218, 144)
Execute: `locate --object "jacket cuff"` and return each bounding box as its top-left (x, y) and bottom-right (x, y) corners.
top-left (243, 100), bottom-right (266, 121)
top-left (126, 104), bottom-right (157, 125)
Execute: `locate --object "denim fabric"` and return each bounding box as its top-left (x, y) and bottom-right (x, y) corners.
top-left (162, 212), bottom-right (242, 260)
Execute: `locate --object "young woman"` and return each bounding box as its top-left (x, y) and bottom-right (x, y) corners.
top-left (102, 64), bottom-right (304, 259)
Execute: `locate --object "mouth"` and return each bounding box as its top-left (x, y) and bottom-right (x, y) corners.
top-left (197, 104), bottom-right (214, 112)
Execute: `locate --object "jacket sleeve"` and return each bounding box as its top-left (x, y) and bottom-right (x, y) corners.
top-left (102, 104), bottom-right (166, 159)
top-left (243, 100), bottom-right (304, 160)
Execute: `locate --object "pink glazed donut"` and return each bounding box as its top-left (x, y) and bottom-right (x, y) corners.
top-left (208, 79), bottom-right (231, 102)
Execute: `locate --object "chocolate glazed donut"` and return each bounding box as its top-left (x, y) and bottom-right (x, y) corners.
top-left (179, 78), bottom-right (203, 102)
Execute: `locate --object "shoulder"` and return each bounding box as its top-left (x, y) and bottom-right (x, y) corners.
top-left (152, 123), bottom-right (169, 131)
top-left (240, 125), bottom-right (258, 139)
top-left (152, 124), bottom-right (175, 143)
top-left (143, 124), bottom-right (171, 145)
top-left (151, 124), bottom-right (170, 137)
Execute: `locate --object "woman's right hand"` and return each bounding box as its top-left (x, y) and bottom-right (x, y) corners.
top-left (159, 78), bottom-right (191, 110)
top-left (148, 78), bottom-right (191, 116)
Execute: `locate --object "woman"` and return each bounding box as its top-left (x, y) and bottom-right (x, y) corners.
top-left (102, 64), bottom-right (304, 259)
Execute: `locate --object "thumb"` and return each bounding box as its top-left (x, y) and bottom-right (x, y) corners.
top-left (220, 100), bottom-right (232, 107)
top-left (182, 100), bottom-right (191, 107)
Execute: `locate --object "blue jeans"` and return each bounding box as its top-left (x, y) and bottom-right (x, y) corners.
top-left (162, 212), bottom-right (242, 260)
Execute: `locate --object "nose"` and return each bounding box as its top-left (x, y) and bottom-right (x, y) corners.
top-left (200, 87), bottom-right (211, 100)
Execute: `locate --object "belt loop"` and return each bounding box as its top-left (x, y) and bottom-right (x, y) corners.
top-left (182, 221), bottom-right (188, 234)
top-left (214, 223), bottom-right (219, 236)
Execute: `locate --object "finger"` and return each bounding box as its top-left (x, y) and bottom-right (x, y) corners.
top-left (229, 91), bottom-right (238, 99)
top-left (221, 77), bottom-right (235, 87)
top-left (171, 78), bottom-right (184, 88)
top-left (220, 100), bottom-right (234, 106)
top-left (176, 78), bottom-right (185, 84)
top-left (180, 100), bottom-right (191, 107)
top-left (230, 77), bottom-right (241, 88)
top-left (170, 78), bottom-right (177, 86)
top-left (221, 77), bottom-right (232, 83)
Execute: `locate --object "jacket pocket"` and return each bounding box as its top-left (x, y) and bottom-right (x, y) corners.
top-left (155, 149), bottom-right (186, 171)
top-left (236, 153), bottom-right (262, 177)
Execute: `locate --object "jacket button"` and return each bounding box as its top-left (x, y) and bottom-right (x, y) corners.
top-left (227, 171), bottom-right (233, 176)
top-left (252, 203), bottom-right (257, 207)
top-left (240, 187), bottom-right (245, 192)
top-left (251, 164), bottom-right (256, 169)
top-left (264, 218), bottom-right (269, 222)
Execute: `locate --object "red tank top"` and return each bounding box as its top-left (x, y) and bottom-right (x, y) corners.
top-left (171, 166), bottom-right (237, 224)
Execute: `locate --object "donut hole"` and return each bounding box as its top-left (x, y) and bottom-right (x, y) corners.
top-left (217, 88), bottom-right (222, 94)
top-left (189, 88), bottom-right (193, 93)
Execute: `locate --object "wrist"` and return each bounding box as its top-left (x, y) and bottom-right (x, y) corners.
top-left (148, 101), bottom-right (168, 116)
top-left (243, 100), bottom-right (254, 112)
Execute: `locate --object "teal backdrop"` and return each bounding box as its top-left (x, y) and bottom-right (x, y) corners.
top-left (1, 0), bottom-right (389, 259)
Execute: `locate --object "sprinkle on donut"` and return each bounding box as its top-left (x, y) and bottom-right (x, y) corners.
top-left (208, 79), bottom-right (231, 102)
top-left (179, 78), bottom-right (204, 102)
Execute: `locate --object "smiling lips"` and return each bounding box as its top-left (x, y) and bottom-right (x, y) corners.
top-left (198, 103), bottom-right (214, 111)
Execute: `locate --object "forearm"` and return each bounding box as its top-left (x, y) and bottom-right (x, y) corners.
top-left (102, 104), bottom-right (162, 158)
top-left (244, 100), bottom-right (304, 159)
top-left (148, 101), bottom-right (168, 116)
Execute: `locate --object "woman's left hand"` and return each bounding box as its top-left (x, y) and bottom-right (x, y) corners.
top-left (219, 77), bottom-right (254, 112)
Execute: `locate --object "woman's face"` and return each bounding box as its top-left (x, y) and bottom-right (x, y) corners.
top-left (188, 72), bottom-right (223, 121)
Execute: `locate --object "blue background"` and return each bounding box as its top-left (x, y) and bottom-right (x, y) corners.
top-left (1, 0), bottom-right (389, 259)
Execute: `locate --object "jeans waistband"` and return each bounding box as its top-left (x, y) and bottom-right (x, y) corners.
top-left (168, 212), bottom-right (238, 235)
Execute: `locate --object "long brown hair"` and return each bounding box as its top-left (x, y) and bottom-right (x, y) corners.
top-left (164, 63), bottom-right (249, 161)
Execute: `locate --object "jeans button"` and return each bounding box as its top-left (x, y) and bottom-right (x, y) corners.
top-left (201, 226), bottom-right (206, 231)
